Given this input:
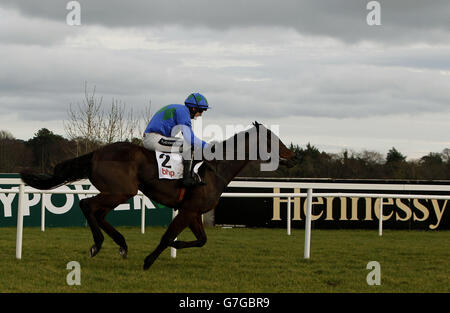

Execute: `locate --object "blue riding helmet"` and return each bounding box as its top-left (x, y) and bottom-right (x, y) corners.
top-left (184, 93), bottom-right (210, 110)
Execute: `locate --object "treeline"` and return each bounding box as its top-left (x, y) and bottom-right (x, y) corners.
top-left (1, 128), bottom-right (449, 180)
top-left (0, 127), bottom-right (145, 174)
top-left (0, 128), bottom-right (134, 174)
top-left (240, 143), bottom-right (450, 180)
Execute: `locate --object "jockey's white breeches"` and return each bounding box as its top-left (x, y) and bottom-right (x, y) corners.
top-left (143, 132), bottom-right (184, 153)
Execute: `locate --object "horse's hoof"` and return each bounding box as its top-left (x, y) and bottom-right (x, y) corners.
top-left (89, 245), bottom-right (99, 258)
top-left (143, 260), bottom-right (151, 270)
top-left (119, 247), bottom-right (128, 259)
top-left (143, 256), bottom-right (154, 270)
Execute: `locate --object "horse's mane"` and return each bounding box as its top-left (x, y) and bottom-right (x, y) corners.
top-left (203, 121), bottom-right (268, 164)
top-left (216, 121), bottom-right (263, 147)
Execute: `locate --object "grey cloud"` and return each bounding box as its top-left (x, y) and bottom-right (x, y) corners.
top-left (2, 0), bottom-right (450, 43)
top-left (207, 58), bottom-right (450, 120)
top-left (1, 23), bottom-right (449, 124)
top-left (0, 6), bottom-right (72, 45)
top-left (368, 49), bottom-right (450, 71)
top-left (1, 0), bottom-right (450, 152)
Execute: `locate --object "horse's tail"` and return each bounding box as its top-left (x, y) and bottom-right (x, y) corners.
top-left (20, 152), bottom-right (94, 190)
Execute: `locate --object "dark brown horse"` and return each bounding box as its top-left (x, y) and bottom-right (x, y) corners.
top-left (20, 122), bottom-right (294, 270)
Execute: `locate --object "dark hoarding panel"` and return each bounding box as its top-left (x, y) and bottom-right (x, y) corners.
top-left (215, 178), bottom-right (450, 230)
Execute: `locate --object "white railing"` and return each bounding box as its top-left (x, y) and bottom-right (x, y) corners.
top-left (0, 179), bottom-right (147, 259)
top-left (226, 181), bottom-right (450, 258)
top-left (1, 178), bottom-right (450, 260)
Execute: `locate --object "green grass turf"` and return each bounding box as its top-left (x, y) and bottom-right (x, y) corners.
top-left (0, 226), bottom-right (448, 292)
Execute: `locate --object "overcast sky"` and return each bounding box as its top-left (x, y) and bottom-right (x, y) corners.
top-left (1, 0), bottom-right (449, 160)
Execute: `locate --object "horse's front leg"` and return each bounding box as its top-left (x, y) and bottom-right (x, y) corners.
top-left (168, 214), bottom-right (207, 249)
top-left (143, 210), bottom-right (192, 270)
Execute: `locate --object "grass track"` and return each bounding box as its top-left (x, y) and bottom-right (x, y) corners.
top-left (0, 226), bottom-right (448, 293)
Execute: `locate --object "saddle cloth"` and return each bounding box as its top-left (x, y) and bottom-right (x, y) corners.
top-left (155, 151), bottom-right (203, 180)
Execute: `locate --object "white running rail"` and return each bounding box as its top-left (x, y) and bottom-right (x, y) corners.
top-left (1, 178), bottom-right (449, 260)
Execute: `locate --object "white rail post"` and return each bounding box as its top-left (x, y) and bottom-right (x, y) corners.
top-left (378, 197), bottom-right (383, 237)
top-left (16, 183), bottom-right (25, 259)
top-left (304, 188), bottom-right (313, 259)
top-left (171, 209), bottom-right (178, 258)
top-left (41, 192), bottom-right (45, 232)
top-left (141, 194), bottom-right (146, 234)
top-left (287, 197), bottom-right (291, 235)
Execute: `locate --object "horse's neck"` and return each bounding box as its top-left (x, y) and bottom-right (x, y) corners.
top-left (214, 159), bottom-right (253, 186)
top-left (213, 130), bottom-right (259, 185)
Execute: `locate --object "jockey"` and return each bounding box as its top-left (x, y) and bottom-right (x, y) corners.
top-left (143, 92), bottom-right (210, 187)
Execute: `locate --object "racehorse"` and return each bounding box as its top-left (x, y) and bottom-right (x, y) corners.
top-left (20, 122), bottom-right (294, 270)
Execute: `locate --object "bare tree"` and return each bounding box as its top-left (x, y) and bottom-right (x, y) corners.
top-left (139, 100), bottom-right (153, 136)
top-left (102, 98), bottom-right (124, 144)
top-left (124, 105), bottom-right (141, 142)
top-left (101, 98), bottom-right (149, 144)
top-left (64, 82), bottom-right (153, 153)
top-left (64, 82), bottom-right (104, 154)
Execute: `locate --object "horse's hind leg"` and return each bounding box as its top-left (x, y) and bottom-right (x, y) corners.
top-left (93, 194), bottom-right (132, 258)
top-left (169, 214), bottom-right (207, 249)
top-left (80, 194), bottom-right (131, 258)
top-left (79, 198), bottom-right (104, 257)
top-left (96, 208), bottom-right (128, 258)
top-left (143, 210), bottom-right (192, 270)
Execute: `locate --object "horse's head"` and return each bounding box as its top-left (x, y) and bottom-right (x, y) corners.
top-left (253, 121), bottom-right (295, 170)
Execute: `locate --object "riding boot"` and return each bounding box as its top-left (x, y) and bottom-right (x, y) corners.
top-left (182, 158), bottom-right (196, 187)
